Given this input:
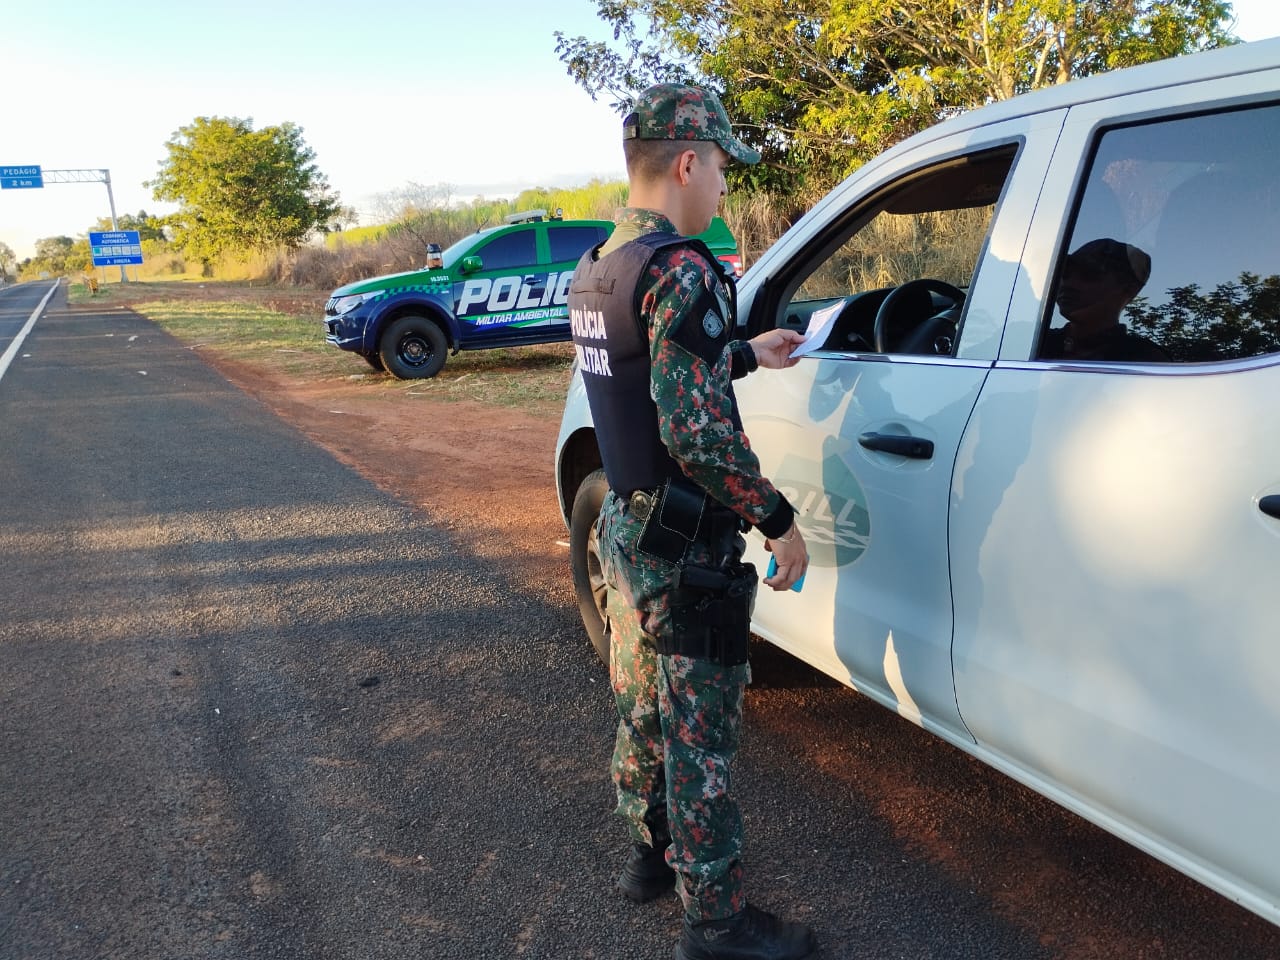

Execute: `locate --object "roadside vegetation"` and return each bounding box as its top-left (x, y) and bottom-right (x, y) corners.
top-left (19, 1), bottom-right (1238, 288)
top-left (65, 279), bottom-right (577, 413)
top-left (20, 0), bottom-right (1244, 409)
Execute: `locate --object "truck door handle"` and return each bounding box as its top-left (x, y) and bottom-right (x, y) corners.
top-left (858, 432), bottom-right (934, 459)
top-left (1261, 495), bottom-right (1280, 519)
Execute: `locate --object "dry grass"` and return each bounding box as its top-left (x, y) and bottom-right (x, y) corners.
top-left (723, 190), bottom-right (813, 266)
top-left (797, 206), bottom-right (993, 300)
top-left (67, 279), bottom-right (575, 412)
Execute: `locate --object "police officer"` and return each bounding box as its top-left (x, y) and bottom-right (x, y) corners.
top-left (568, 83), bottom-right (814, 960)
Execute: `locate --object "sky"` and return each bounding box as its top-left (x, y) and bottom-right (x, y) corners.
top-left (2, 0), bottom-right (1278, 262)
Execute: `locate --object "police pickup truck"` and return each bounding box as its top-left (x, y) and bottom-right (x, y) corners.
top-left (555, 41), bottom-right (1280, 929)
top-left (323, 211), bottom-right (741, 379)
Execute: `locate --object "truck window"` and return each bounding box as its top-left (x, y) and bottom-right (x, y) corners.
top-left (474, 230), bottom-right (537, 272)
top-left (783, 146), bottom-right (1015, 355)
top-left (1041, 102), bottom-right (1280, 364)
top-left (549, 226), bottom-right (607, 263)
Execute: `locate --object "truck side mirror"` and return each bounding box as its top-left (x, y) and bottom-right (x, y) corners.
top-left (459, 255), bottom-right (483, 274)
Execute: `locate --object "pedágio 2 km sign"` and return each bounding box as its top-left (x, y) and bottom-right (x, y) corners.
top-left (0, 165), bottom-right (43, 189)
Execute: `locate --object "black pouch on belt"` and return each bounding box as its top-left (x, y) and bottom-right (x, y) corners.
top-left (636, 475), bottom-right (707, 564)
top-left (662, 562), bottom-right (758, 666)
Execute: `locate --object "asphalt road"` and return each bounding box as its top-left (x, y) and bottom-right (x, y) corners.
top-left (2, 284), bottom-right (1278, 960)
top-left (0, 281), bottom-right (57, 378)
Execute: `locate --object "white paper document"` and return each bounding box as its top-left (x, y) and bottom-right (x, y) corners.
top-left (788, 299), bottom-right (846, 358)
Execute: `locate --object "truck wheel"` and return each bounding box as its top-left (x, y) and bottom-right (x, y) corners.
top-left (362, 352), bottom-right (386, 371)
top-left (569, 469), bottom-right (611, 666)
top-left (380, 315), bottom-right (448, 379)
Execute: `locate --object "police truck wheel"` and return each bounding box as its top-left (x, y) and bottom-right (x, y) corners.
top-left (380, 315), bottom-right (448, 379)
top-left (569, 469), bottom-right (611, 666)
top-left (361, 352), bottom-right (386, 371)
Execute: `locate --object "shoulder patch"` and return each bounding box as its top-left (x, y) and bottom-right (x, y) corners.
top-left (668, 284), bottom-right (729, 366)
top-left (702, 309), bottom-right (725, 338)
top-left (649, 239), bottom-right (734, 367)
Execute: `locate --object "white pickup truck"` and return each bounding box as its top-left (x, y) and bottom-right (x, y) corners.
top-left (555, 39), bottom-right (1280, 927)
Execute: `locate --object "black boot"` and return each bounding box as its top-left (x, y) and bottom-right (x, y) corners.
top-left (618, 843), bottom-right (676, 902)
top-left (675, 904), bottom-right (817, 960)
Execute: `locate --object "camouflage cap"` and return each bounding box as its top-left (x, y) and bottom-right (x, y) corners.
top-left (623, 83), bottom-right (761, 165)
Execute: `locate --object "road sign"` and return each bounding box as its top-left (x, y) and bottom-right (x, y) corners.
top-left (0, 165), bottom-right (43, 189)
top-left (89, 230), bottom-right (144, 266)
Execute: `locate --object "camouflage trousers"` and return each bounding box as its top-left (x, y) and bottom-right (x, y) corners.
top-left (598, 489), bottom-right (751, 923)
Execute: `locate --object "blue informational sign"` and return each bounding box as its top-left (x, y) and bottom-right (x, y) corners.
top-left (0, 165), bottom-right (43, 189)
top-left (89, 230), bottom-right (144, 266)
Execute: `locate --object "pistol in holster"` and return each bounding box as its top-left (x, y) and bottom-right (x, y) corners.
top-left (658, 561), bottom-right (758, 667)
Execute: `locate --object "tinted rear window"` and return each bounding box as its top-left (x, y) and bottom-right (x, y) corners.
top-left (549, 226), bottom-right (608, 263)
top-left (475, 230), bottom-right (537, 271)
top-left (1041, 101), bottom-right (1280, 364)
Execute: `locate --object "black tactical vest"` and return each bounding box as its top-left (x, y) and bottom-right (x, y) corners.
top-left (568, 232), bottom-right (740, 495)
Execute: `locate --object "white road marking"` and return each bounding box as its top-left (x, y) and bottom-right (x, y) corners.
top-left (0, 281), bottom-right (59, 383)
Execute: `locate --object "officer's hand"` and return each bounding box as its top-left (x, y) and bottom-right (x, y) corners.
top-left (763, 524), bottom-right (808, 591)
top-left (749, 329), bottom-right (806, 370)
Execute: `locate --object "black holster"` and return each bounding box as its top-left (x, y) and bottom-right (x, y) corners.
top-left (635, 474), bottom-right (744, 565)
top-left (658, 561), bottom-right (758, 666)
top-left (635, 475), bottom-right (707, 564)
top-left (633, 474), bottom-right (755, 665)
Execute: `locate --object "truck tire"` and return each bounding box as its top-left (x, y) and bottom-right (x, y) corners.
top-left (362, 352), bottom-right (386, 371)
top-left (380, 315), bottom-right (448, 379)
top-left (569, 469), bottom-right (611, 666)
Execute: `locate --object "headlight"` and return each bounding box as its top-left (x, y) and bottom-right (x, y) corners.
top-left (331, 291), bottom-right (374, 314)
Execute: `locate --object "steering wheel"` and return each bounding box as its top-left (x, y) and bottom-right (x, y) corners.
top-left (827, 297), bottom-right (874, 351)
top-left (873, 278), bottom-right (965, 353)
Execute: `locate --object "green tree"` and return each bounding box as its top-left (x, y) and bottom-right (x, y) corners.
top-left (19, 236), bottom-right (92, 279)
top-left (147, 116), bottom-right (341, 262)
top-left (1127, 271), bottom-right (1280, 362)
top-left (28, 236), bottom-right (73, 277)
top-left (34, 236), bottom-right (75, 262)
top-left (0, 240), bottom-right (16, 280)
top-left (91, 210), bottom-right (168, 243)
top-left (557, 0), bottom-right (1236, 195)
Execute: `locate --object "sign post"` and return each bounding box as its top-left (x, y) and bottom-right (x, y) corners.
top-left (2, 167), bottom-right (133, 281)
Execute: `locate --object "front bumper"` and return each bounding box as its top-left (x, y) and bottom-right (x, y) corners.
top-left (324, 308), bottom-right (373, 353)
